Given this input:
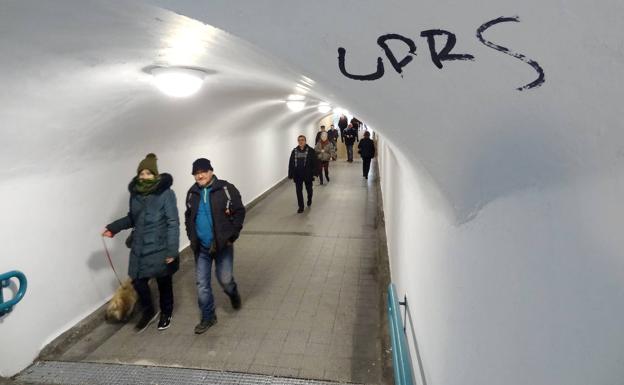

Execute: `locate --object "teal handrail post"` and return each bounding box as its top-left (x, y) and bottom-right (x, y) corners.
top-left (0, 270), bottom-right (28, 316)
top-left (388, 283), bottom-right (415, 385)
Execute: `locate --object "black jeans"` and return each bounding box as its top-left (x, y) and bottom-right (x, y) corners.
top-left (295, 178), bottom-right (313, 209)
top-left (362, 157), bottom-right (372, 177)
top-left (318, 161), bottom-right (329, 183)
top-left (133, 275), bottom-right (174, 316)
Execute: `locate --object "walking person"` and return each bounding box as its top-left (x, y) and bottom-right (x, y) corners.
top-left (358, 131), bottom-right (376, 179)
top-left (315, 125), bottom-right (327, 144)
top-left (288, 135), bottom-right (317, 213)
top-left (103, 153), bottom-right (180, 332)
top-left (338, 114), bottom-right (348, 142)
top-left (344, 123), bottom-right (359, 162)
top-left (314, 131), bottom-right (337, 185)
top-left (185, 158), bottom-right (246, 334)
top-left (327, 124), bottom-right (339, 145)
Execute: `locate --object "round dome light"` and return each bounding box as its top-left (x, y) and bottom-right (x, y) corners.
top-left (286, 101), bottom-right (306, 112)
top-left (318, 102), bottom-right (331, 113)
top-left (286, 94), bottom-right (306, 111)
top-left (151, 67), bottom-right (206, 98)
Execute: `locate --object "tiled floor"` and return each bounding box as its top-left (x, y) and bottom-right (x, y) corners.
top-left (59, 158), bottom-right (381, 384)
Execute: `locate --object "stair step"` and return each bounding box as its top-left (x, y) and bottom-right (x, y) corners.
top-left (16, 361), bottom-right (356, 385)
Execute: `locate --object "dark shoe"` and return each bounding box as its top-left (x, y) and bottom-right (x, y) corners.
top-left (194, 317), bottom-right (217, 334)
top-left (157, 314), bottom-right (171, 331)
top-left (135, 309), bottom-right (159, 333)
top-left (307, 199), bottom-right (312, 207)
top-left (326, 176), bottom-right (330, 182)
top-left (229, 292), bottom-right (242, 310)
top-left (297, 208), bottom-right (304, 213)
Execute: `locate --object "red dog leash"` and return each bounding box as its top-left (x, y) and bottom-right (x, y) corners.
top-left (101, 237), bottom-right (123, 286)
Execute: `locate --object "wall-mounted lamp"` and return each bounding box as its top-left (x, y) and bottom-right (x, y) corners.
top-left (150, 67), bottom-right (207, 98)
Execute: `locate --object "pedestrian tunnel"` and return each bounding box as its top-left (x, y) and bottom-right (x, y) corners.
top-left (1, 1), bottom-right (624, 385)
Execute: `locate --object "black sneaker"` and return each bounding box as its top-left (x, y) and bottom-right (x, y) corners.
top-left (326, 176), bottom-right (330, 182)
top-left (297, 208), bottom-right (304, 213)
top-left (307, 199), bottom-right (312, 207)
top-left (135, 309), bottom-right (159, 333)
top-left (230, 292), bottom-right (242, 310)
top-left (157, 314), bottom-right (172, 331)
top-left (194, 317), bottom-right (217, 334)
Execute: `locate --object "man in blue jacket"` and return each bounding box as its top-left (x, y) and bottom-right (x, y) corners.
top-left (184, 158), bottom-right (246, 334)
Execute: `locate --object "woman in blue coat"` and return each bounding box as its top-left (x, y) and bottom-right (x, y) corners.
top-left (103, 153), bottom-right (180, 332)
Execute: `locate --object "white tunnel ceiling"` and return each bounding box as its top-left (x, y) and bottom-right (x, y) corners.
top-left (148, 0), bottom-right (624, 224)
top-left (0, 0), bottom-right (333, 180)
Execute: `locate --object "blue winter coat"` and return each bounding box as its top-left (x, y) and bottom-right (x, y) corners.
top-left (107, 173), bottom-right (180, 279)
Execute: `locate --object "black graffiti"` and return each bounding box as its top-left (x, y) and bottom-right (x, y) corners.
top-left (337, 47), bottom-right (385, 81)
top-left (476, 16), bottom-right (545, 91)
top-left (420, 29), bottom-right (475, 69)
top-left (377, 34), bottom-right (417, 75)
top-left (337, 16), bottom-right (545, 91)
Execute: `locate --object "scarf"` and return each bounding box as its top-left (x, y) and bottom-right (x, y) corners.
top-left (135, 176), bottom-right (161, 195)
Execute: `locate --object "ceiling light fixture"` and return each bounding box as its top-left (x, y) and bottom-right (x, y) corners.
top-left (150, 67), bottom-right (207, 98)
top-left (286, 94), bottom-right (306, 112)
top-left (318, 102), bottom-right (331, 114)
top-left (286, 101), bottom-right (306, 112)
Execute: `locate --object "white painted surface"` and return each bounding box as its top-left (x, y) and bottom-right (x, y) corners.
top-left (147, 1), bottom-right (624, 384)
top-left (0, 0), bottom-right (623, 383)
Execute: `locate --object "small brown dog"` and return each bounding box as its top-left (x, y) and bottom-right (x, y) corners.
top-left (105, 279), bottom-right (138, 322)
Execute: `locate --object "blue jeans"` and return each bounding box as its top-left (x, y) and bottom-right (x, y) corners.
top-left (196, 244), bottom-right (238, 320)
top-left (346, 144), bottom-right (354, 161)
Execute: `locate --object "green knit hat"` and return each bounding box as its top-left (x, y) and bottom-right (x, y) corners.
top-left (137, 153), bottom-right (159, 176)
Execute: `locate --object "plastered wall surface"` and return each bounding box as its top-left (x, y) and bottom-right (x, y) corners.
top-left (146, 1), bottom-right (624, 384)
top-left (1, 0), bottom-right (623, 383)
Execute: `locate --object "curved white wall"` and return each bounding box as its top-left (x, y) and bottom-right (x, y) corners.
top-left (149, 1), bottom-right (624, 385)
top-left (1, 0), bottom-right (623, 383)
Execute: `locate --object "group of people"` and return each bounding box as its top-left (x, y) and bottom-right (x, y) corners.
top-left (101, 120), bottom-right (376, 333)
top-left (103, 155), bottom-right (245, 334)
top-left (287, 116), bottom-right (376, 213)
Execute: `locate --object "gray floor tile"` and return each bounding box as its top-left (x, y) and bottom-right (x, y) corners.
top-left (49, 161), bottom-right (383, 385)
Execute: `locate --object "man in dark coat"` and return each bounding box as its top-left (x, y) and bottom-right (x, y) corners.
top-left (314, 125), bottom-right (327, 144)
top-left (184, 158), bottom-right (246, 334)
top-left (327, 124), bottom-right (339, 145)
top-left (105, 153), bottom-right (179, 332)
top-left (358, 131), bottom-right (376, 179)
top-left (343, 124), bottom-right (359, 162)
top-left (288, 135), bottom-right (317, 213)
top-left (338, 115), bottom-right (348, 142)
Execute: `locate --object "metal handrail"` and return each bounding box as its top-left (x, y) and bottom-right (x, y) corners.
top-left (388, 283), bottom-right (415, 385)
top-left (0, 270), bottom-right (28, 316)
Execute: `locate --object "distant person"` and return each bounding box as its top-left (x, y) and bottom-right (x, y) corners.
top-left (327, 124), bottom-right (339, 145)
top-left (338, 114), bottom-right (348, 142)
top-left (314, 131), bottom-right (337, 185)
top-left (315, 125), bottom-right (327, 144)
top-left (343, 123), bottom-right (358, 162)
top-left (103, 153), bottom-right (179, 333)
top-left (288, 135), bottom-right (317, 213)
top-left (350, 117), bottom-right (361, 131)
top-left (184, 158), bottom-right (246, 334)
top-left (358, 131), bottom-right (376, 179)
